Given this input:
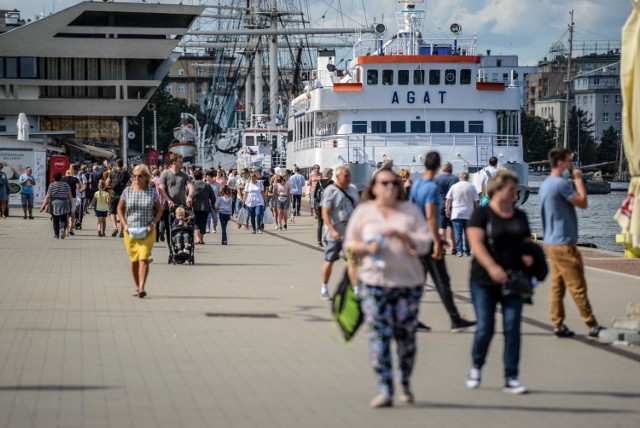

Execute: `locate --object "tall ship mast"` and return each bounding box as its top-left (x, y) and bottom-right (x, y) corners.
top-left (286, 0), bottom-right (528, 203)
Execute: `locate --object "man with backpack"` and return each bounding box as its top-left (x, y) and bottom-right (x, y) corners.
top-left (313, 168), bottom-right (333, 247)
top-left (106, 159), bottom-right (131, 237)
top-left (480, 156), bottom-right (498, 198)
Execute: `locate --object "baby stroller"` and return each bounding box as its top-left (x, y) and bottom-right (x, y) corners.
top-left (168, 206), bottom-right (195, 265)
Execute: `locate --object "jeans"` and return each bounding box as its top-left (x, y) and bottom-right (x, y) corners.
top-left (316, 208), bottom-right (324, 243)
top-left (420, 247), bottom-right (462, 323)
top-left (231, 190), bottom-right (237, 216)
top-left (545, 244), bottom-right (597, 328)
top-left (247, 205), bottom-right (265, 231)
top-left (207, 209), bottom-right (218, 231)
top-left (362, 285), bottom-right (423, 395)
top-left (470, 281), bottom-right (524, 379)
top-left (292, 194), bottom-right (302, 214)
top-left (52, 213), bottom-right (67, 237)
top-left (451, 218), bottom-right (469, 254)
top-left (219, 213), bottom-right (230, 243)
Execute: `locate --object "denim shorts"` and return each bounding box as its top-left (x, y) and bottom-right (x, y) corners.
top-left (323, 239), bottom-right (343, 262)
top-left (21, 193), bottom-right (34, 208)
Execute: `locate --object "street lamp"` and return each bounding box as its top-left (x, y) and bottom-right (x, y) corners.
top-left (180, 112), bottom-right (208, 165)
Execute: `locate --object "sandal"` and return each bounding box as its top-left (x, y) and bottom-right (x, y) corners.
top-left (138, 291), bottom-right (147, 298)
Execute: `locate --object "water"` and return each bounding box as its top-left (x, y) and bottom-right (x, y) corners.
top-left (521, 193), bottom-right (625, 253)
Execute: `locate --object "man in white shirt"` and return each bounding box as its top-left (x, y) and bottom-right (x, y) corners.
top-left (446, 171), bottom-right (479, 256)
top-left (479, 156), bottom-right (498, 197)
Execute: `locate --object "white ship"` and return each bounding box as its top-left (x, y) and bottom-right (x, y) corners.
top-left (168, 123), bottom-right (197, 160)
top-left (286, 0), bottom-right (529, 203)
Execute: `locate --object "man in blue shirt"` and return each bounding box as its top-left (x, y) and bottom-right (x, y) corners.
top-left (18, 166), bottom-right (36, 219)
top-left (289, 167), bottom-right (306, 216)
top-left (410, 151), bottom-right (475, 332)
top-left (539, 148), bottom-right (604, 339)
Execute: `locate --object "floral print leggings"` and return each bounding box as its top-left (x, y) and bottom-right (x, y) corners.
top-left (362, 285), bottom-right (423, 395)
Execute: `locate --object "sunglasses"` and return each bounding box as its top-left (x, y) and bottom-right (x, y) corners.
top-left (378, 180), bottom-right (399, 187)
top-left (132, 174), bottom-right (144, 178)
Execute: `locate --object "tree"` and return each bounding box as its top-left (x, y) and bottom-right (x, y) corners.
top-left (131, 79), bottom-right (203, 153)
top-left (564, 107), bottom-right (597, 166)
top-left (521, 111), bottom-right (557, 163)
top-left (597, 126), bottom-right (620, 174)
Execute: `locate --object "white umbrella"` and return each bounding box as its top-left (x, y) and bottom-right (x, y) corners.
top-left (615, 0), bottom-right (640, 257)
top-left (17, 113), bottom-right (29, 141)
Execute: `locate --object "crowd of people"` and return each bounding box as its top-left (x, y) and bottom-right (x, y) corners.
top-left (25, 147), bottom-right (608, 407)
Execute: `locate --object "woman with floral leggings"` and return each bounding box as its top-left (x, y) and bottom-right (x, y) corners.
top-left (344, 167), bottom-right (431, 408)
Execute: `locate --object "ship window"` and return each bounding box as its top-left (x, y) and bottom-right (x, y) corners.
top-left (367, 69), bottom-right (378, 85)
top-left (430, 121), bottom-right (445, 133)
top-left (450, 121), bottom-right (465, 133)
top-left (390, 121), bottom-right (406, 133)
top-left (352, 121), bottom-right (367, 133)
top-left (410, 121), bottom-right (426, 133)
top-left (245, 136), bottom-right (255, 145)
top-left (371, 121), bottom-right (387, 133)
top-left (414, 70), bottom-right (424, 85)
top-left (382, 70), bottom-right (393, 85)
top-left (445, 69), bottom-right (456, 85)
top-left (460, 69), bottom-right (471, 85)
top-left (429, 70), bottom-right (440, 85)
top-left (469, 121), bottom-right (484, 133)
top-left (398, 70), bottom-right (410, 85)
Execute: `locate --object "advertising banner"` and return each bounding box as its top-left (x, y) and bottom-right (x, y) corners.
top-left (0, 149), bottom-right (46, 206)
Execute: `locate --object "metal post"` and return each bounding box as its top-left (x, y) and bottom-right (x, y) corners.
top-left (141, 116), bottom-right (145, 155)
top-left (562, 10), bottom-right (574, 149)
top-left (269, 0), bottom-right (279, 121)
top-left (153, 110), bottom-right (158, 150)
top-left (122, 116), bottom-right (129, 163)
top-left (255, 50), bottom-right (263, 115)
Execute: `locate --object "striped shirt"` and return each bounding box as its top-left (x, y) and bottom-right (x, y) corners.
top-left (47, 181), bottom-right (71, 199)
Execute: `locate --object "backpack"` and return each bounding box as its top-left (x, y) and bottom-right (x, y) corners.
top-left (111, 170), bottom-right (128, 194)
top-left (314, 180), bottom-right (326, 205)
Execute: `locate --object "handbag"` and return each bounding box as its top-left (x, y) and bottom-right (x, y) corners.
top-left (237, 207), bottom-right (248, 224)
top-left (128, 226), bottom-right (149, 240)
top-left (263, 207), bottom-right (274, 224)
top-left (331, 268), bottom-right (363, 341)
top-left (502, 270), bottom-right (533, 300)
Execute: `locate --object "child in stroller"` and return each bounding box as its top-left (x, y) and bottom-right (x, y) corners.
top-left (172, 207), bottom-right (193, 255)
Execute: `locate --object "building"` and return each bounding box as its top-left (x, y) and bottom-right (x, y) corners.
top-left (0, 2), bottom-right (204, 161)
top-left (166, 54), bottom-right (217, 109)
top-left (525, 55), bottom-right (572, 115)
top-left (479, 53), bottom-right (537, 110)
top-left (573, 53), bottom-right (622, 141)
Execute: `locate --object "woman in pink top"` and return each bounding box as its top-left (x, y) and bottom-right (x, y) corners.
top-left (308, 164), bottom-right (321, 216)
top-left (344, 167), bottom-right (431, 408)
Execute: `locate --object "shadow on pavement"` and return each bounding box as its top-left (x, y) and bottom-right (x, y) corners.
top-left (0, 385), bottom-right (117, 392)
top-left (410, 401), bottom-right (637, 414)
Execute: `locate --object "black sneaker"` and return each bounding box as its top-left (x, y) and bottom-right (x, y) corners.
top-left (554, 325), bottom-right (575, 338)
top-left (588, 325), bottom-right (606, 339)
top-left (160, 233), bottom-right (165, 242)
top-left (416, 321), bottom-right (431, 332)
top-left (451, 319), bottom-right (476, 333)
top-left (23, 215), bottom-right (27, 219)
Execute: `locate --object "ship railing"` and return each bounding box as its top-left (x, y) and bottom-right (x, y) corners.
top-left (354, 37), bottom-right (478, 58)
top-left (292, 133), bottom-right (521, 152)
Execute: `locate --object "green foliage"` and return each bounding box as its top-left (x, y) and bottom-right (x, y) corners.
top-left (597, 126), bottom-right (620, 173)
top-left (131, 79), bottom-right (203, 152)
top-left (521, 111), bottom-right (557, 163)
top-left (567, 107), bottom-right (597, 166)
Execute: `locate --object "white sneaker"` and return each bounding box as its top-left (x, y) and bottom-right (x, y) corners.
top-left (503, 377), bottom-right (527, 394)
top-left (320, 286), bottom-right (330, 300)
top-left (466, 367), bottom-right (481, 389)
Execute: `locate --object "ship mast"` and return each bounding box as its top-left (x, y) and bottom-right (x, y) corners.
top-left (562, 10), bottom-right (574, 149)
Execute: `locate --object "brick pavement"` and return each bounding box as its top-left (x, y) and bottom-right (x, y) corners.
top-left (0, 212), bottom-right (639, 428)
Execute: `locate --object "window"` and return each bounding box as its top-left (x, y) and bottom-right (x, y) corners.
top-left (492, 73), bottom-right (498, 81)
top-left (430, 121), bottom-right (445, 133)
top-left (603, 94), bottom-right (609, 104)
top-left (177, 83), bottom-right (186, 93)
top-left (352, 121), bottom-right (367, 133)
top-left (398, 70), bottom-right (409, 85)
top-left (429, 69), bottom-right (440, 85)
top-left (502, 73), bottom-right (509, 81)
top-left (178, 68), bottom-right (185, 76)
top-left (195, 67), bottom-right (203, 76)
top-left (615, 112), bottom-right (621, 122)
top-left (444, 69), bottom-right (456, 85)
top-left (615, 94), bottom-right (622, 104)
top-left (0, 58), bottom-right (4, 78)
top-left (382, 69), bottom-right (393, 85)
top-left (582, 95), bottom-right (587, 105)
top-left (450, 121), bottom-right (465, 133)
top-left (390, 121), bottom-right (406, 133)
top-left (19, 58), bottom-right (37, 78)
top-left (371, 121), bottom-right (387, 133)
top-left (603, 112), bottom-right (609, 123)
top-left (589, 95), bottom-right (593, 104)
top-left (5, 57), bottom-right (18, 78)
top-left (367, 69), bottom-right (378, 85)
top-left (460, 69), bottom-right (471, 85)
top-left (468, 121), bottom-right (484, 133)
top-left (497, 60), bottom-right (502, 67)
top-left (413, 70), bottom-right (424, 85)
top-left (165, 83), bottom-right (172, 92)
top-left (410, 121), bottom-right (426, 133)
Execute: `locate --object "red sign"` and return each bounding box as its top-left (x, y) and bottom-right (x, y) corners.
top-left (146, 150), bottom-right (159, 167)
top-left (49, 155), bottom-right (69, 184)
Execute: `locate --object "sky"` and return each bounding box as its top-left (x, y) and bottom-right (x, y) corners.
top-left (0, 0), bottom-right (631, 65)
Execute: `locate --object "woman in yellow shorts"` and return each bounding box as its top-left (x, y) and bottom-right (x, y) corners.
top-left (117, 164), bottom-right (162, 298)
